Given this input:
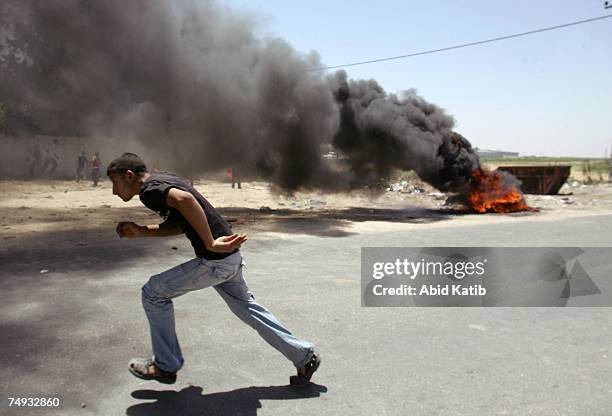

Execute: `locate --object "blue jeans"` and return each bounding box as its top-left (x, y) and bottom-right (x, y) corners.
top-left (141, 252), bottom-right (315, 373)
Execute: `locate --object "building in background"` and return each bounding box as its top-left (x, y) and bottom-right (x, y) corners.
top-left (477, 149), bottom-right (520, 158)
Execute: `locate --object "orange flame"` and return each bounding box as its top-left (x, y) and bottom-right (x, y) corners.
top-left (469, 168), bottom-right (537, 213)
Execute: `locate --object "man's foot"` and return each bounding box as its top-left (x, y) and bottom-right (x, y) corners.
top-left (128, 358), bottom-right (177, 384)
top-left (290, 353), bottom-right (321, 388)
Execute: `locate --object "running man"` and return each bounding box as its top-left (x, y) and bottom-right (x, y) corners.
top-left (106, 153), bottom-right (320, 386)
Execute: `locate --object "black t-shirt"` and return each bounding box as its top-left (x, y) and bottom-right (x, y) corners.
top-left (139, 171), bottom-right (236, 259)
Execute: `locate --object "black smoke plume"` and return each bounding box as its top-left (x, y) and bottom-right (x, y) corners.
top-left (0, 0), bottom-right (481, 192)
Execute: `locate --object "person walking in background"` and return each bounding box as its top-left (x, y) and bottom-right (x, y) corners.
top-left (231, 167), bottom-right (241, 189)
top-left (76, 150), bottom-right (88, 182)
top-left (91, 152), bottom-right (101, 186)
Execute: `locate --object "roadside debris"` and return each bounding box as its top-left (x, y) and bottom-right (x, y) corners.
top-left (386, 180), bottom-right (425, 193)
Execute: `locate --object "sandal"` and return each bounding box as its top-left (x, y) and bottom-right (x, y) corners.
top-left (128, 357), bottom-right (177, 384)
top-left (290, 353), bottom-right (321, 388)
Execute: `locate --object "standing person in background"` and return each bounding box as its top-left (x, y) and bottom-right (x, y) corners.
top-left (76, 150), bottom-right (88, 182)
top-left (231, 167), bottom-right (241, 189)
top-left (91, 152), bottom-right (101, 186)
top-left (106, 152), bottom-right (320, 387)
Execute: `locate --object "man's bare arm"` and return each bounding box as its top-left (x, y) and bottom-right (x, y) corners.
top-left (165, 188), bottom-right (247, 253)
top-left (116, 220), bottom-right (182, 238)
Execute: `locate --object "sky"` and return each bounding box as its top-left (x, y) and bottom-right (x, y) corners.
top-left (226, 0), bottom-right (612, 157)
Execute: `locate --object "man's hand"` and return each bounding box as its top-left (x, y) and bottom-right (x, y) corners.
top-left (210, 233), bottom-right (248, 253)
top-left (116, 221), bottom-right (145, 238)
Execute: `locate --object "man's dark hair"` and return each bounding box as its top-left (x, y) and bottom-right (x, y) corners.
top-left (107, 153), bottom-right (148, 177)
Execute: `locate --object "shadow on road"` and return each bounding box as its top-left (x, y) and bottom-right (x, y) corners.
top-left (221, 206), bottom-right (462, 237)
top-left (127, 383), bottom-right (328, 416)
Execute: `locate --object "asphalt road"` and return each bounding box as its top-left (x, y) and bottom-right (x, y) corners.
top-left (1, 213), bottom-right (612, 415)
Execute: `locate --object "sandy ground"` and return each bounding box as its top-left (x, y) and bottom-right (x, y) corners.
top-left (1, 177), bottom-right (612, 251)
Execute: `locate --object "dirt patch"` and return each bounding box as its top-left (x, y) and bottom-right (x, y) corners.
top-left (1, 178), bottom-right (611, 248)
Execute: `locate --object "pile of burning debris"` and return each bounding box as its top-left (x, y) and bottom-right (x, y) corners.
top-left (467, 168), bottom-right (537, 213)
top-left (385, 165), bottom-right (537, 213)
